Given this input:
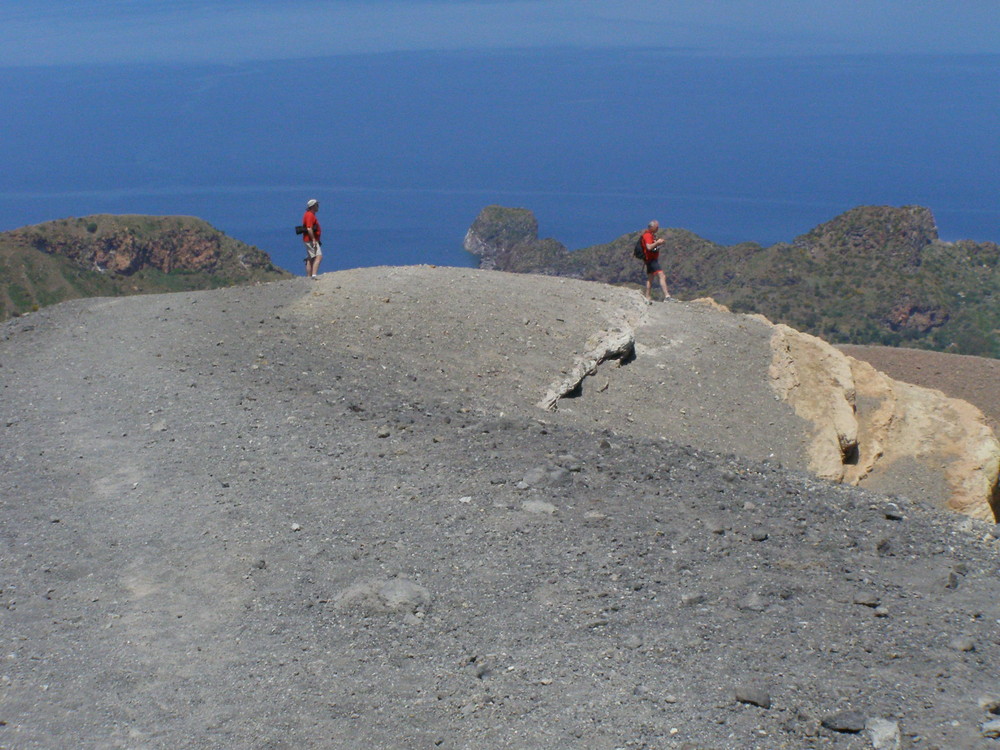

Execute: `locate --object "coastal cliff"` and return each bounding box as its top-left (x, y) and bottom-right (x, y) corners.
top-left (463, 205), bottom-right (572, 275)
top-left (0, 214), bottom-right (290, 320)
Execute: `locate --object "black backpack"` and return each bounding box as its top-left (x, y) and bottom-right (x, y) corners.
top-left (632, 234), bottom-right (645, 261)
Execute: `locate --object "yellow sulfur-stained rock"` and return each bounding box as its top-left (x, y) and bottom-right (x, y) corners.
top-left (769, 324), bottom-right (859, 483)
top-left (770, 325), bottom-right (1000, 521)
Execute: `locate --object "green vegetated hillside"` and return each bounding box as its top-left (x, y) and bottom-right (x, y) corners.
top-left (467, 205), bottom-right (1000, 358)
top-left (0, 215), bottom-right (291, 321)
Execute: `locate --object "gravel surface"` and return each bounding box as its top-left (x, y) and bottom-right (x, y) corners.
top-left (2, 268), bottom-right (999, 750)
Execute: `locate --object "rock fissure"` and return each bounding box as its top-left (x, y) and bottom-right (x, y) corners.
top-left (769, 323), bottom-right (1000, 520)
top-left (537, 325), bottom-right (637, 411)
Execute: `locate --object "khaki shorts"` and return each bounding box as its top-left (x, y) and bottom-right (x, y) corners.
top-left (304, 241), bottom-right (322, 259)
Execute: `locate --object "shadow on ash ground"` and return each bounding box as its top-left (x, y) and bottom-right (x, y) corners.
top-left (1, 267), bottom-right (999, 750)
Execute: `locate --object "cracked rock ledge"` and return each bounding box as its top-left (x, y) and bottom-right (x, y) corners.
top-left (538, 298), bottom-right (998, 522)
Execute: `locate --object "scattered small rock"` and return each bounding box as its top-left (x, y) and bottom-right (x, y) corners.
top-left (750, 529), bottom-right (769, 542)
top-left (739, 593), bottom-right (768, 612)
top-left (557, 454), bottom-right (583, 472)
top-left (949, 635), bottom-right (976, 652)
top-left (623, 634), bottom-right (644, 650)
top-left (883, 504), bottom-right (905, 521)
top-left (866, 717), bottom-right (901, 750)
top-left (734, 686), bottom-right (771, 709)
top-left (822, 710), bottom-right (866, 734)
top-left (547, 467), bottom-right (572, 487)
top-left (522, 500), bottom-right (557, 515)
top-left (334, 578), bottom-right (431, 615)
top-left (680, 593), bottom-right (707, 607)
top-left (521, 467), bottom-right (548, 487)
top-left (853, 592), bottom-right (880, 608)
top-left (979, 695), bottom-right (1000, 715)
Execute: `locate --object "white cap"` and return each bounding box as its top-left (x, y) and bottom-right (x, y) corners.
top-left (306, 199), bottom-right (319, 209)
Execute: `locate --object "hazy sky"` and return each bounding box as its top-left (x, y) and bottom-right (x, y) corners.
top-left (3, 0), bottom-right (999, 66)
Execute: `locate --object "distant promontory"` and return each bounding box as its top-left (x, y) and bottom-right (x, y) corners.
top-left (0, 215), bottom-right (290, 321)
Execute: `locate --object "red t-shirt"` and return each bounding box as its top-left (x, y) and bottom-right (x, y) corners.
top-left (302, 210), bottom-right (321, 244)
top-left (641, 230), bottom-right (658, 262)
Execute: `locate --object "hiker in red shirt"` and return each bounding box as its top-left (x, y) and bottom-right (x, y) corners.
top-left (303, 199), bottom-right (322, 279)
top-left (642, 220), bottom-right (671, 302)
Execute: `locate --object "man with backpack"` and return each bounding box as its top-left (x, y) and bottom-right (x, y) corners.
top-left (638, 220), bottom-right (671, 302)
top-left (302, 198), bottom-right (322, 279)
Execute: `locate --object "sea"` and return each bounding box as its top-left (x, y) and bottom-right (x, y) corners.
top-left (1, 49), bottom-right (998, 274)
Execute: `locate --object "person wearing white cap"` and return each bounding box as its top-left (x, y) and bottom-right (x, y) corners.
top-left (302, 199), bottom-right (322, 278)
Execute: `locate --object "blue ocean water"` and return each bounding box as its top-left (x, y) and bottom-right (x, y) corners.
top-left (1, 50), bottom-right (998, 273)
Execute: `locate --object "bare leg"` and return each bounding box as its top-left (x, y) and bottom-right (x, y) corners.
top-left (658, 272), bottom-right (671, 299)
top-left (305, 253), bottom-right (322, 278)
top-left (646, 274), bottom-right (653, 301)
